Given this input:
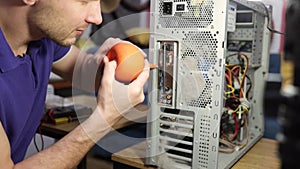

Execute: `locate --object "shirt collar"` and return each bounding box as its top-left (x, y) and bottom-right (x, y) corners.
top-left (0, 29), bottom-right (42, 73)
top-left (0, 28), bottom-right (20, 73)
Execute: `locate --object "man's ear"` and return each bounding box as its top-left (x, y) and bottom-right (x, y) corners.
top-left (23, 0), bottom-right (38, 6)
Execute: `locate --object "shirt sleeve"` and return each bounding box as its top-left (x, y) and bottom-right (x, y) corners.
top-left (53, 44), bottom-right (71, 62)
top-left (41, 38), bottom-right (72, 62)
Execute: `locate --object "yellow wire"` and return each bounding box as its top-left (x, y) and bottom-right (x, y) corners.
top-left (225, 85), bottom-right (235, 95)
top-left (232, 104), bottom-right (249, 114)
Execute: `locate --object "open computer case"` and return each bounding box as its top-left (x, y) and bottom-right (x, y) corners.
top-left (146, 0), bottom-right (271, 168)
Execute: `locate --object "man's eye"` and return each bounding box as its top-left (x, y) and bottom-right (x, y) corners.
top-left (80, 0), bottom-right (89, 5)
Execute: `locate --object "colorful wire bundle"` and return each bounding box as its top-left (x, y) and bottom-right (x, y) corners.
top-left (220, 53), bottom-right (251, 153)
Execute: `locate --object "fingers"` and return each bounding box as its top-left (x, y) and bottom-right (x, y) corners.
top-left (97, 38), bottom-right (150, 89)
top-left (97, 57), bottom-right (150, 114)
top-left (94, 53), bottom-right (104, 65)
top-left (100, 56), bottom-right (117, 86)
top-left (94, 38), bottom-right (123, 65)
top-left (131, 59), bottom-right (150, 88)
top-left (94, 38), bottom-right (148, 66)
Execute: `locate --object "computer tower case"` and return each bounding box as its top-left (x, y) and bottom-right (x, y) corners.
top-left (146, 0), bottom-right (271, 168)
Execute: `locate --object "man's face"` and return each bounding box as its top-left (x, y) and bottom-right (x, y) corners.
top-left (28, 0), bottom-right (102, 46)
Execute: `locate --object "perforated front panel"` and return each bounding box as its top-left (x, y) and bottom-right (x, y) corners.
top-left (197, 115), bottom-right (211, 168)
top-left (179, 31), bottom-right (220, 108)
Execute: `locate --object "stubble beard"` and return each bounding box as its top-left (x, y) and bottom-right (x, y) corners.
top-left (29, 4), bottom-right (78, 46)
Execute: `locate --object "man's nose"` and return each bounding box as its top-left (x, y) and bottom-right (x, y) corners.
top-left (86, 3), bottom-right (103, 25)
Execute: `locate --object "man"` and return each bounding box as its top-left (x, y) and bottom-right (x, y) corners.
top-left (0, 0), bottom-right (150, 168)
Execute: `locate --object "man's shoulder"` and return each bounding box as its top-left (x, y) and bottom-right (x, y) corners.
top-left (36, 38), bottom-right (71, 55)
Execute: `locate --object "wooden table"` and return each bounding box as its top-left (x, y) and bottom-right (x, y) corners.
top-left (112, 138), bottom-right (281, 169)
top-left (39, 95), bottom-right (148, 169)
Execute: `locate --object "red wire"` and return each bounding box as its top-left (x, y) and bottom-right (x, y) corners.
top-left (232, 113), bottom-right (239, 139)
top-left (48, 109), bottom-right (55, 122)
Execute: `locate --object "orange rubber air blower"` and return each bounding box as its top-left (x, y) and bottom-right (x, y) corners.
top-left (106, 42), bottom-right (157, 83)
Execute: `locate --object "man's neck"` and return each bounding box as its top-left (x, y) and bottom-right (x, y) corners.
top-left (0, 2), bottom-right (38, 56)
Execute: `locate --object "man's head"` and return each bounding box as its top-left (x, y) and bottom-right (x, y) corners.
top-left (27, 0), bottom-right (103, 46)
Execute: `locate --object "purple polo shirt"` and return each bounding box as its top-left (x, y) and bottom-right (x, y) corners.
top-left (0, 29), bottom-right (71, 163)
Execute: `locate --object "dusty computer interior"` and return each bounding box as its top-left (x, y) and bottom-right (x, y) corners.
top-left (146, 0), bottom-right (271, 168)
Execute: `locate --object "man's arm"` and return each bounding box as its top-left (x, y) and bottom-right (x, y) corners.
top-left (15, 107), bottom-right (121, 169)
top-left (0, 37), bottom-right (150, 169)
top-left (0, 107), bottom-right (120, 169)
top-left (0, 122), bottom-right (14, 169)
top-left (1, 53), bottom-right (150, 169)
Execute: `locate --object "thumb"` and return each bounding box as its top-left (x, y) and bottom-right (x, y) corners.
top-left (101, 56), bottom-right (117, 84)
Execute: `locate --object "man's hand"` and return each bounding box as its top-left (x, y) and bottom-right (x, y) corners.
top-left (97, 56), bottom-right (149, 119)
top-left (79, 38), bottom-right (150, 142)
top-left (92, 38), bottom-right (150, 130)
